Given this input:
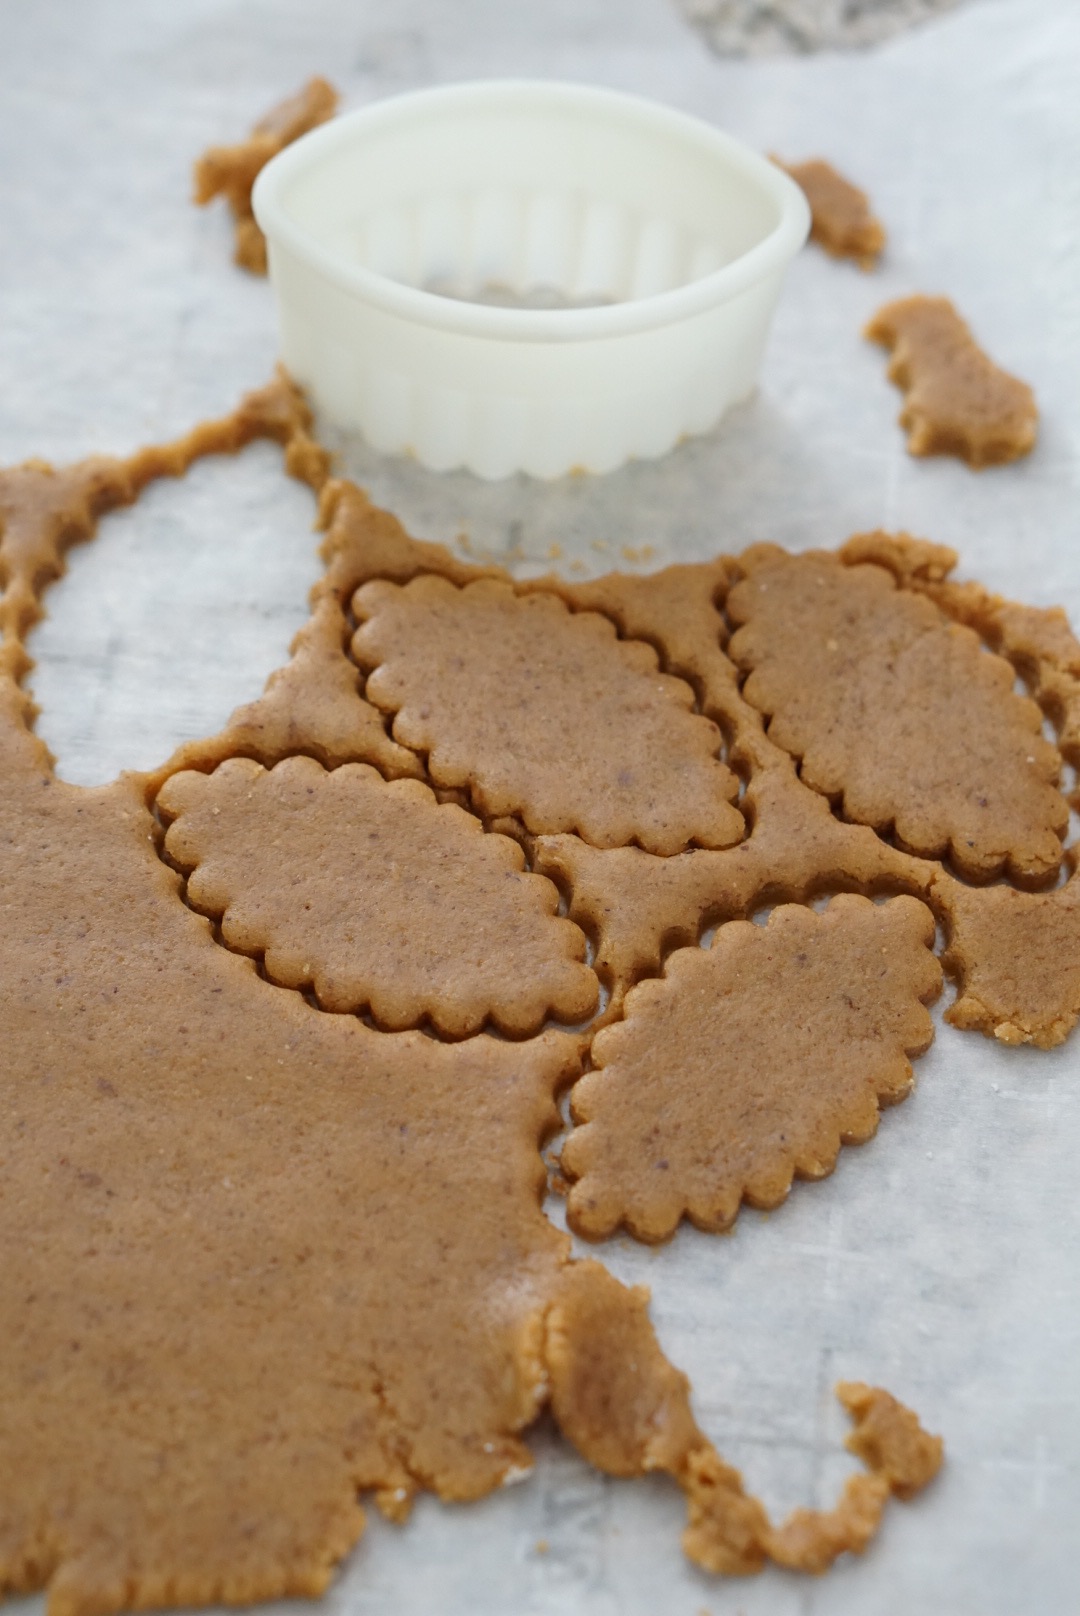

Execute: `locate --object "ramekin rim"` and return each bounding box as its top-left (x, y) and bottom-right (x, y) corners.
top-left (252, 78), bottom-right (811, 344)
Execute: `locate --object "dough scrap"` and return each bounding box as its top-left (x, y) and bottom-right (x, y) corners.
top-left (193, 78), bottom-right (339, 274)
top-left (0, 371), bottom-right (328, 689)
top-left (727, 548), bottom-right (1067, 885)
top-left (937, 863), bottom-right (1080, 1048)
top-left (158, 755), bottom-right (598, 1037)
top-left (352, 574), bottom-right (744, 855)
top-left (773, 156), bottom-right (886, 268)
top-left (562, 896), bottom-right (941, 1242)
top-left (866, 294), bottom-right (1038, 467)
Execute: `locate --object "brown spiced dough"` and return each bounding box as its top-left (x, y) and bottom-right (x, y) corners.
top-left (0, 383), bottom-right (950, 1612)
top-left (837, 1383), bottom-right (945, 1500)
top-left (760, 1384), bottom-right (942, 1574)
top-left (547, 1264), bottom-right (942, 1577)
top-left (0, 371), bottom-right (329, 690)
top-left (0, 714), bottom-right (650, 1606)
top-left (193, 78), bottom-right (339, 274)
top-left (534, 757), bottom-right (939, 1018)
top-left (727, 548), bottom-right (1067, 886)
top-left (841, 528), bottom-right (1080, 771)
top-left (562, 896), bottom-right (941, 1243)
top-left (321, 489), bottom-right (1079, 1065)
top-left (352, 574), bottom-right (744, 855)
top-left (866, 294), bottom-right (1038, 467)
top-left (535, 537), bottom-right (1080, 1062)
top-left (937, 861), bottom-right (1080, 1049)
top-left (161, 596), bottom-right (424, 785)
top-left (158, 755), bottom-right (598, 1037)
top-left (773, 157), bottom-right (886, 268)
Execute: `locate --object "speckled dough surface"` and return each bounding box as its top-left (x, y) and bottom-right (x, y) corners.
top-left (866, 294), bottom-right (1039, 467)
top-left (0, 380), bottom-right (963, 1614)
top-left (158, 755), bottom-right (598, 1037)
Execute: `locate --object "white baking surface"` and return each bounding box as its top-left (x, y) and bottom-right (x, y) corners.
top-left (2, 2), bottom-right (1078, 1614)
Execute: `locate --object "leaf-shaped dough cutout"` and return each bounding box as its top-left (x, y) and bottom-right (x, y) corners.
top-left (727, 551), bottom-right (1067, 885)
top-left (159, 755), bottom-right (598, 1037)
top-left (352, 575), bottom-right (743, 856)
top-left (563, 895), bottom-right (941, 1243)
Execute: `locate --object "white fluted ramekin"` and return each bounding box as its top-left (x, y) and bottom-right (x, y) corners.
top-left (253, 80), bottom-right (810, 480)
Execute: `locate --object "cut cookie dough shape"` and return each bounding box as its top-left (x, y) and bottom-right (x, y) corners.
top-left (193, 78), bottom-right (339, 274)
top-left (773, 157), bottom-right (886, 268)
top-left (352, 575), bottom-right (744, 855)
top-left (937, 864), bottom-right (1080, 1049)
top-left (841, 530), bottom-right (1080, 767)
top-left (0, 371), bottom-right (329, 691)
top-left (727, 550), bottom-right (1068, 885)
top-left (563, 895), bottom-right (941, 1243)
top-left (158, 755), bottom-right (598, 1037)
top-left (866, 295), bottom-right (1037, 467)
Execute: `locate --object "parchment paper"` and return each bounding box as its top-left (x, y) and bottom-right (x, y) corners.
top-left (1, 2), bottom-right (1078, 1613)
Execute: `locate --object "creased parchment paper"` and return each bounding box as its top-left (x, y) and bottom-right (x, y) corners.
top-left (1, 2), bottom-right (1077, 1613)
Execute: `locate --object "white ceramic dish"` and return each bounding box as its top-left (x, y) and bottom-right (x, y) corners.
top-left (253, 80), bottom-right (810, 480)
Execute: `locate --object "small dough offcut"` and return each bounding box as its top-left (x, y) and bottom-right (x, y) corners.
top-left (938, 865), bottom-right (1080, 1049)
top-left (866, 294), bottom-right (1038, 467)
top-left (563, 895), bottom-right (941, 1242)
top-left (774, 156), bottom-right (886, 268)
top-left (193, 78), bottom-right (339, 274)
top-left (352, 574), bottom-right (744, 855)
top-left (727, 549), bottom-right (1068, 885)
top-left (159, 756), bottom-right (598, 1037)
